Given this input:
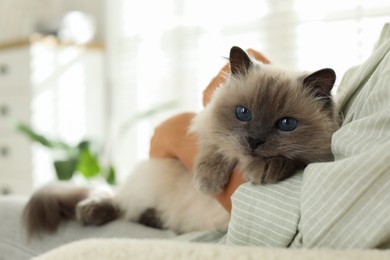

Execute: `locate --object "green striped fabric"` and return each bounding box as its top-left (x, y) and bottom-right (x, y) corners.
top-left (227, 173), bottom-right (302, 247)
top-left (226, 23), bottom-right (390, 249)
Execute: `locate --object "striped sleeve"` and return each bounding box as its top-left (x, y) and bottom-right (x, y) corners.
top-left (226, 23), bottom-right (390, 249)
top-left (226, 173), bottom-right (302, 247)
top-left (296, 23), bottom-right (390, 249)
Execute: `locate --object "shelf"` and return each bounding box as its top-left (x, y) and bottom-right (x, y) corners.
top-left (0, 34), bottom-right (103, 51)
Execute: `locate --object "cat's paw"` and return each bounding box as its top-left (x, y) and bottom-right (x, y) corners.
top-left (243, 157), bottom-right (300, 184)
top-left (242, 159), bottom-right (267, 184)
top-left (76, 197), bottom-right (119, 226)
top-left (262, 157), bottom-right (300, 183)
top-left (243, 168), bottom-right (263, 185)
top-left (193, 156), bottom-right (235, 195)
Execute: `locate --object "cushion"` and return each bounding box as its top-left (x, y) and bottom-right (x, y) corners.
top-left (34, 238), bottom-right (390, 260)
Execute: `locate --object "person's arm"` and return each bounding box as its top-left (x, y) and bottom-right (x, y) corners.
top-left (150, 112), bottom-right (245, 212)
top-left (150, 49), bottom-right (270, 213)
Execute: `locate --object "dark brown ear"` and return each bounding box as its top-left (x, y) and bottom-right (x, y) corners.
top-left (229, 46), bottom-right (252, 76)
top-left (303, 68), bottom-right (336, 95)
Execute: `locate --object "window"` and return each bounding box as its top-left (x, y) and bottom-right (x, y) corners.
top-left (106, 0), bottom-right (390, 177)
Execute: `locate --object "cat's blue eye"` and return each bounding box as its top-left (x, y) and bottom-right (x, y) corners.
top-left (276, 117), bottom-right (298, 131)
top-left (235, 106), bottom-right (252, 122)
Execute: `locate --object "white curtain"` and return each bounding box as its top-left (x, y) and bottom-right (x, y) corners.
top-left (105, 0), bottom-right (390, 178)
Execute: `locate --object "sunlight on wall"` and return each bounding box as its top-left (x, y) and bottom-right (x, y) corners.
top-left (30, 43), bottom-right (103, 187)
top-left (31, 45), bottom-right (87, 143)
top-left (296, 18), bottom-right (388, 84)
top-left (57, 63), bottom-right (86, 143)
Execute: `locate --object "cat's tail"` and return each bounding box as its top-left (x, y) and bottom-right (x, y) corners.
top-left (23, 182), bottom-right (89, 238)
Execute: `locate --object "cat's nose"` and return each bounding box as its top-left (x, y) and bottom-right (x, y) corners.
top-left (247, 137), bottom-right (265, 150)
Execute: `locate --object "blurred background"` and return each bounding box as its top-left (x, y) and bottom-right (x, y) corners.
top-left (0, 0), bottom-right (389, 195)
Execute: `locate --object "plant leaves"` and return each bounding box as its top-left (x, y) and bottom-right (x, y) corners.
top-left (14, 122), bottom-right (52, 147)
top-left (105, 165), bottom-right (116, 185)
top-left (76, 144), bottom-right (101, 179)
top-left (14, 122), bottom-right (71, 150)
top-left (14, 122), bottom-right (117, 184)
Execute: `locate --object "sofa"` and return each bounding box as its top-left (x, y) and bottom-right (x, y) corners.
top-left (1, 23), bottom-right (390, 260)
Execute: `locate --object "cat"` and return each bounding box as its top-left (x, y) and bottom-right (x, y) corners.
top-left (24, 159), bottom-right (230, 237)
top-left (23, 46), bottom-right (340, 237)
top-left (190, 46), bottom-right (340, 195)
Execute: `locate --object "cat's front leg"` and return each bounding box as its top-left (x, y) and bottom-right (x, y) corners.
top-left (194, 145), bottom-right (237, 195)
top-left (244, 157), bottom-right (303, 184)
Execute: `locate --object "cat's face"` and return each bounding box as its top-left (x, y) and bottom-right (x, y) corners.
top-left (204, 47), bottom-right (339, 165)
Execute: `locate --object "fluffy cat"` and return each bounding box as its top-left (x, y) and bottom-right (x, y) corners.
top-left (191, 46), bottom-right (340, 195)
top-left (23, 46), bottom-right (340, 237)
top-left (24, 159), bottom-right (229, 237)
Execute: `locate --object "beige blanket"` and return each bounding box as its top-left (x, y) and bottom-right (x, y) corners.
top-left (34, 238), bottom-right (389, 260)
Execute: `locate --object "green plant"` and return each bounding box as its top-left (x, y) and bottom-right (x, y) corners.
top-left (14, 101), bottom-right (177, 185)
top-left (14, 122), bottom-right (116, 185)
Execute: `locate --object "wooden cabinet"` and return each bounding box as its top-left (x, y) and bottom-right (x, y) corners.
top-left (0, 37), bottom-right (105, 195)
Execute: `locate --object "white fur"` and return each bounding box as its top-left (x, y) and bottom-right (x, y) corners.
top-left (113, 159), bottom-right (229, 233)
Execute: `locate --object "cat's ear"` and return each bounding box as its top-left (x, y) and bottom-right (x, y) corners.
top-left (229, 46), bottom-right (253, 76)
top-left (303, 68), bottom-right (336, 95)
